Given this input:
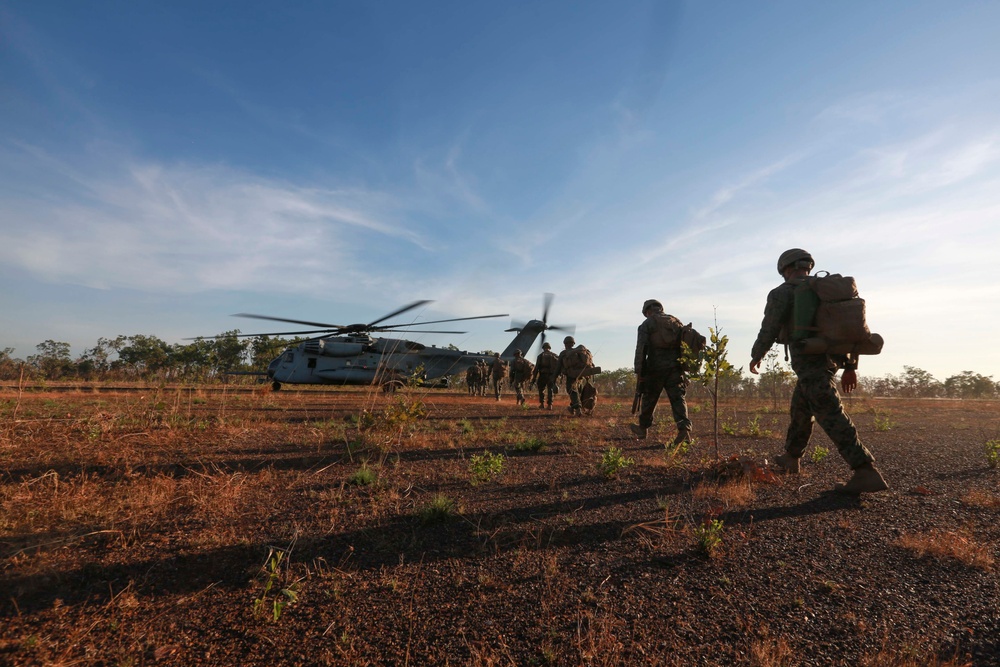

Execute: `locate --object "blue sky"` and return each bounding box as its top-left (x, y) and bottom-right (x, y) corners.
top-left (2, 1), bottom-right (999, 382)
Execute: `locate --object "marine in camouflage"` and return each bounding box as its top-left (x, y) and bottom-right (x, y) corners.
top-left (532, 343), bottom-right (559, 409)
top-left (633, 302), bottom-right (692, 436)
top-left (751, 256), bottom-right (876, 472)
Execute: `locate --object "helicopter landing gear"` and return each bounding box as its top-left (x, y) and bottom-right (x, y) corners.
top-left (272, 381), bottom-right (282, 391)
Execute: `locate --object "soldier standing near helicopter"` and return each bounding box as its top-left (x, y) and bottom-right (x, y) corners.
top-left (490, 352), bottom-right (508, 401)
top-left (532, 342), bottom-right (559, 409)
top-left (509, 349), bottom-right (533, 406)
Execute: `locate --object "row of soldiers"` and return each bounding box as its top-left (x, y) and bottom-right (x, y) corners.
top-left (464, 337), bottom-right (589, 411)
top-left (464, 343), bottom-right (558, 407)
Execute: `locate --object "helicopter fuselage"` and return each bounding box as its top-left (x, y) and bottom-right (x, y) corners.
top-left (265, 322), bottom-right (546, 389)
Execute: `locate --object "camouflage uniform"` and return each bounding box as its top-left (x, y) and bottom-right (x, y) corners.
top-left (465, 364), bottom-right (478, 395)
top-left (554, 337), bottom-right (585, 415)
top-left (490, 355), bottom-right (507, 401)
top-left (532, 345), bottom-right (559, 409)
top-left (509, 351), bottom-right (533, 406)
top-left (751, 279), bottom-right (875, 469)
top-left (633, 308), bottom-right (691, 437)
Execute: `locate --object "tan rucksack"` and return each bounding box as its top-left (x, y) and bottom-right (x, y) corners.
top-left (561, 345), bottom-right (593, 376)
top-left (793, 272), bottom-right (883, 355)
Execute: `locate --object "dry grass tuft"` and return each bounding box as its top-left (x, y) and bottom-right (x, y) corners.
top-left (692, 478), bottom-right (756, 509)
top-left (960, 488), bottom-right (1000, 509)
top-left (896, 527), bottom-right (994, 570)
top-left (748, 634), bottom-right (795, 667)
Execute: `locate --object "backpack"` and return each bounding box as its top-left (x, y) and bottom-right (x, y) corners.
top-left (561, 345), bottom-right (593, 376)
top-left (793, 272), bottom-right (883, 355)
top-left (648, 313), bottom-right (683, 349)
top-left (678, 323), bottom-right (707, 372)
top-left (536, 350), bottom-right (558, 373)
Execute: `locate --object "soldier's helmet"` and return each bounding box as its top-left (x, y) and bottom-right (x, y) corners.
top-left (514, 349), bottom-right (522, 357)
top-left (777, 248), bottom-right (814, 275)
top-left (542, 342), bottom-right (551, 350)
top-left (642, 299), bottom-right (663, 315)
top-left (494, 352), bottom-right (500, 357)
top-left (563, 335), bottom-right (575, 346)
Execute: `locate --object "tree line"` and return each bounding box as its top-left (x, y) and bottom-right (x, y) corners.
top-left (2, 338), bottom-right (997, 400)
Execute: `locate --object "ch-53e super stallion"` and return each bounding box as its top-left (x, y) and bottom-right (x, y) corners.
top-left (205, 297), bottom-right (573, 392)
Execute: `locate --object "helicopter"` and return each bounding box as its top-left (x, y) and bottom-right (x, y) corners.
top-left (208, 297), bottom-right (573, 392)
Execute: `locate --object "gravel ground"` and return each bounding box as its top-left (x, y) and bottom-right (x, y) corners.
top-left (1, 387), bottom-right (998, 665)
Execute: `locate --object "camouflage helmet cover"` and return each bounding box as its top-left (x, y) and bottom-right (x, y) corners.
top-left (514, 349), bottom-right (522, 357)
top-left (777, 248), bottom-right (814, 275)
top-left (563, 335), bottom-right (575, 346)
top-left (642, 299), bottom-right (663, 315)
top-left (542, 342), bottom-right (551, 349)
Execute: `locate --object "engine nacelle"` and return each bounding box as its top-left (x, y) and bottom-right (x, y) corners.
top-left (302, 339), bottom-right (367, 357)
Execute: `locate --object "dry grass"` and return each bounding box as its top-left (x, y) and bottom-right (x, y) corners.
top-left (692, 477), bottom-right (756, 508)
top-left (959, 488), bottom-right (1000, 509)
top-left (895, 527), bottom-right (995, 570)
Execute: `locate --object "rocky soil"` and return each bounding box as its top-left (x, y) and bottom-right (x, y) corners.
top-left (1, 385), bottom-right (998, 665)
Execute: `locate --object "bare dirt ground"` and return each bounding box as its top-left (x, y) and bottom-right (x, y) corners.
top-left (1, 383), bottom-right (999, 666)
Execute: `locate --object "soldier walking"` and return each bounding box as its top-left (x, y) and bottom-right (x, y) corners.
top-left (532, 342), bottom-right (559, 409)
top-left (554, 336), bottom-right (590, 415)
top-left (630, 299), bottom-right (693, 445)
top-left (509, 349), bottom-right (533, 406)
top-left (489, 352), bottom-right (508, 401)
top-left (749, 248), bottom-right (888, 494)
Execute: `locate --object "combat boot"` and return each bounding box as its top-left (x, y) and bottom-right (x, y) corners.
top-left (629, 424), bottom-right (647, 439)
top-left (834, 463), bottom-right (889, 495)
top-left (672, 427), bottom-right (691, 446)
top-left (774, 453), bottom-right (801, 474)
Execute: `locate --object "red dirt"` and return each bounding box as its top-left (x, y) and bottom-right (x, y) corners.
top-left (1, 385), bottom-right (998, 665)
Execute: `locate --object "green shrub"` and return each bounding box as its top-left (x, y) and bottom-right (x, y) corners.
top-left (469, 451), bottom-right (506, 485)
top-left (348, 465), bottom-right (377, 486)
top-left (419, 494), bottom-right (457, 524)
top-left (599, 447), bottom-right (634, 479)
top-left (514, 436), bottom-right (546, 452)
top-left (694, 519), bottom-right (724, 557)
top-left (811, 445), bottom-right (830, 464)
top-left (985, 439), bottom-right (1000, 468)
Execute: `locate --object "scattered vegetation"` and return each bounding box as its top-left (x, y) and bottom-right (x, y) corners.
top-left (469, 451), bottom-right (506, 485)
top-left (599, 447), bottom-right (634, 479)
top-left (253, 547), bottom-right (300, 623)
top-left (984, 438), bottom-right (1000, 468)
top-left (418, 493), bottom-right (458, 524)
top-left (872, 408), bottom-right (896, 432)
top-left (811, 445), bottom-right (830, 464)
top-left (896, 527), bottom-right (994, 570)
top-left (348, 464), bottom-right (377, 486)
top-left (514, 435), bottom-right (547, 452)
top-left (694, 518), bottom-right (724, 557)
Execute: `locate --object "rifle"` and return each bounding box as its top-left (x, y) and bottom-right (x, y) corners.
top-left (631, 345), bottom-right (647, 415)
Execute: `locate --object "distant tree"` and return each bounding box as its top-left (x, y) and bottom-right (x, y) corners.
top-left (591, 367), bottom-right (635, 397)
top-left (28, 340), bottom-right (74, 379)
top-left (944, 371), bottom-right (996, 399)
top-left (898, 366), bottom-right (943, 398)
top-left (0, 347), bottom-right (26, 380)
top-left (758, 350), bottom-right (794, 409)
top-left (210, 330), bottom-right (249, 375)
top-left (117, 334), bottom-right (172, 379)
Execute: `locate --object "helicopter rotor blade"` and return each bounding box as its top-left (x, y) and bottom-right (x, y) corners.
top-left (541, 292), bottom-right (554, 326)
top-left (374, 313), bottom-right (509, 330)
top-left (233, 313), bottom-right (345, 329)
top-left (371, 329), bottom-right (469, 335)
top-left (366, 300), bottom-right (433, 328)
top-left (183, 328), bottom-right (336, 340)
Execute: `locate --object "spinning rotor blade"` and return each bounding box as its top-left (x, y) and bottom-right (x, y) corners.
top-left (372, 312), bottom-right (509, 332)
top-left (366, 300), bottom-right (433, 328)
top-left (541, 292), bottom-right (554, 326)
top-left (233, 313), bottom-right (345, 330)
top-left (184, 328), bottom-right (335, 340)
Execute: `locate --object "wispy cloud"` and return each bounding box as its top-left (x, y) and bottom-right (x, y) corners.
top-left (0, 145), bottom-right (434, 292)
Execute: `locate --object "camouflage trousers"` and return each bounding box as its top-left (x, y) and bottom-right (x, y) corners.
top-left (511, 378), bottom-right (527, 405)
top-left (492, 376), bottom-right (504, 399)
top-left (638, 366), bottom-right (691, 431)
top-left (786, 361), bottom-right (874, 469)
top-left (565, 375), bottom-right (582, 412)
top-left (536, 374), bottom-right (556, 406)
